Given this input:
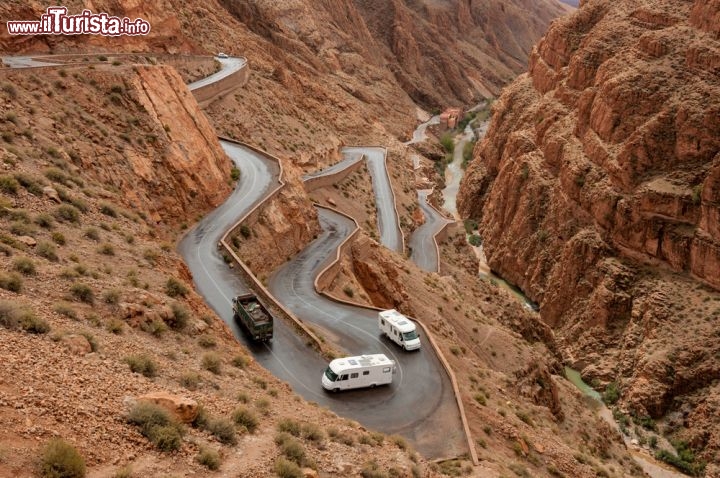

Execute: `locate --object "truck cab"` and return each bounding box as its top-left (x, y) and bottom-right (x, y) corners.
top-left (378, 309), bottom-right (421, 351)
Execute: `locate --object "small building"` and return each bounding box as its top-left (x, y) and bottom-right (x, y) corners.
top-left (439, 107), bottom-right (463, 130)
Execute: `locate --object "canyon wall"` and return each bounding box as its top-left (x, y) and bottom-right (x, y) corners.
top-left (458, 0), bottom-right (720, 466)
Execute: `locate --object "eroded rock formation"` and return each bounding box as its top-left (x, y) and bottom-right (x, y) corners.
top-left (458, 0), bottom-right (720, 465)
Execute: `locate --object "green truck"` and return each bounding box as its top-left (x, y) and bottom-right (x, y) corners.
top-left (232, 293), bottom-right (273, 341)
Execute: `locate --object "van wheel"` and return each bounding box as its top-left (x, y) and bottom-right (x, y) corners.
top-left (370, 384), bottom-right (377, 388)
top-left (333, 388), bottom-right (340, 393)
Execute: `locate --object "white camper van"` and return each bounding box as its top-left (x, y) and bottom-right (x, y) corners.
top-left (322, 354), bottom-right (396, 392)
top-left (378, 309), bottom-right (421, 351)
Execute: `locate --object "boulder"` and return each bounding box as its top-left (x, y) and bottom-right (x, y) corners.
top-left (43, 186), bottom-right (60, 203)
top-left (138, 391), bottom-right (198, 423)
top-left (17, 236), bottom-right (36, 247)
top-left (62, 334), bottom-right (92, 356)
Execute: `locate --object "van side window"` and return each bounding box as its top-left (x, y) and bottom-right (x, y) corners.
top-left (350, 373), bottom-right (358, 379)
top-left (340, 374), bottom-right (348, 381)
top-left (381, 319), bottom-right (385, 325)
top-left (382, 367), bottom-right (391, 373)
top-left (362, 371), bottom-right (370, 376)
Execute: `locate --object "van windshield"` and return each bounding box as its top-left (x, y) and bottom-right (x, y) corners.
top-left (324, 367), bottom-right (338, 382)
top-left (402, 330), bottom-right (418, 341)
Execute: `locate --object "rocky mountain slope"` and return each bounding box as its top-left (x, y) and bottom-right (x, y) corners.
top-left (458, 0), bottom-right (720, 472)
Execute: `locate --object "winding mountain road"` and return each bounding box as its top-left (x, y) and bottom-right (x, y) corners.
top-left (409, 190), bottom-right (453, 272)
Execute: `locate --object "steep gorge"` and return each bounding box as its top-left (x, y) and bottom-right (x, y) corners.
top-left (458, 0), bottom-right (720, 469)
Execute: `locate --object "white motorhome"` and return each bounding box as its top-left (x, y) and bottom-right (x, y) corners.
top-left (378, 309), bottom-right (421, 351)
top-left (321, 354), bottom-right (396, 392)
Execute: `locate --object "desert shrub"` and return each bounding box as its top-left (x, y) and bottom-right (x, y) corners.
top-left (275, 457), bottom-right (303, 478)
top-left (0, 175), bottom-right (19, 194)
top-left (468, 235), bottom-right (482, 247)
top-left (277, 418), bottom-right (301, 437)
top-left (360, 460), bottom-right (388, 478)
top-left (80, 332), bottom-right (98, 352)
top-left (98, 243), bottom-right (114, 256)
top-left (106, 319), bottom-right (124, 334)
top-left (165, 277), bottom-right (188, 298)
top-left (230, 167), bottom-right (241, 181)
top-left (202, 353), bottom-right (222, 375)
top-left (99, 203), bottom-right (117, 217)
top-left (474, 393), bottom-right (487, 406)
top-left (301, 423), bottom-right (325, 443)
top-left (231, 354), bottom-right (250, 368)
top-left (127, 402), bottom-right (183, 452)
top-left (34, 214), bottom-right (55, 230)
top-left (180, 372), bottom-right (201, 390)
top-left (54, 303), bottom-right (78, 320)
top-left (54, 204), bottom-right (80, 223)
top-left (142, 248), bottom-right (158, 264)
top-left (390, 435), bottom-right (407, 450)
top-left (233, 407), bottom-right (258, 433)
top-left (51, 232), bottom-right (66, 245)
top-left (10, 221), bottom-right (36, 237)
top-left (198, 335), bottom-right (216, 348)
top-left (113, 465), bottom-right (133, 478)
top-left (124, 355), bottom-right (157, 377)
top-left (83, 228), bottom-right (100, 241)
top-left (70, 283), bottom-right (94, 304)
top-left (207, 417), bottom-right (237, 445)
top-left (0, 301), bottom-right (48, 334)
top-left (0, 272), bottom-right (23, 293)
top-left (140, 318), bottom-right (167, 337)
top-left (13, 256), bottom-right (36, 275)
top-left (239, 224), bottom-right (251, 239)
top-left (279, 437), bottom-right (305, 465)
top-left (168, 302), bottom-right (189, 330)
top-left (37, 241), bottom-right (59, 262)
top-left (196, 447), bottom-right (221, 471)
top-left (103, 289), bottom-right (121, 305)
top-left (39, 438), bottom-right (86, 478)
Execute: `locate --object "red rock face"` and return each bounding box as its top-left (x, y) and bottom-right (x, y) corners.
top-left (459, 0), bottom-right (720, 464)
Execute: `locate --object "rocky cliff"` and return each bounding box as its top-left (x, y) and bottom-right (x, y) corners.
top-left (458, 0), bottom-right (720, 469)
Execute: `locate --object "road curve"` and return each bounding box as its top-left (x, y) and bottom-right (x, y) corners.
top-left (340, 147), bottom-right (403, 254)
top-left (188, 56), bottom-right (247, 91)
top-left (409, 190), bottom-right (453, 272)
top-left (1, 55), bottom-right (60, 68)
top-left (268, 207), bottom-right (466, 458)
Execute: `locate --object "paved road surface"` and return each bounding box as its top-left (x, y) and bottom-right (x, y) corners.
top-left (409, 190), bottom-right (453, 272)
top-left (268, 207), bottom-right (466, 458)
top-left (188, 56), bottom-right (247, 91)
top-left (341, 147), bottom-right (403, 254)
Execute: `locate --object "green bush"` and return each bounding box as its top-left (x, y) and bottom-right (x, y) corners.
top-left (168, 302), bottom-right (189, 330)
top-left (197, 447), bottom-right (221, 471)
top-left (125, 355), bottom-right (157, 377)
top-left (468, 235), bottom-right (482, 247)
top-left (127, 402), bottom-right (183, 452)
top-left (13, 256), bottom-right (36, 275)
top-left (231, 354), bottom-right (250, 368)
top-left (278, 435), bottom-right (305, 465)
top-left (301, 423), bottom-right (325, 443)
top-left (103, 289), bottom-right (121, 305)
top-left (274, 457), bottom-right (303, 478)
top-left (99, 203), bottom-right (118, 217)
top-left (202, 353), bottom-right (222, 375)
top-left (37, 241), bottom-right (59, 262)
top-left (233, 407), bottom-right (259, 433)
top-left (140, 318), bottom-right (167, 337)
top-left (165, 277), bottom-right (189, 298)
top-left (440, 132), bottom-right (454, 153)
top-left (14, 174), bottom-right (44, 196)
top-left (54, 204), bottom-right (80, 223)
top-left (0, 272), bottom-right (23, 292)
top-left (277, 418), bottom-right (301, 437)
top-left (0, 301), bottom-right (49, 334)
top-left (230, 167), bottom-right (241, 182)
top-left (602, 382), bottom-right (620, 405)
top-left (51, 232), bottom-right (66, 245)
top-left (34, 213), bottom-right (55, 229)
top-left (39, 438), bottom-right (86, 478)
top-left (0, 175), bottom-right (19, 194)
top-left (70, 283), bottom-right (94, 304)
top-left (206, 417), bottom-right (237, 445)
